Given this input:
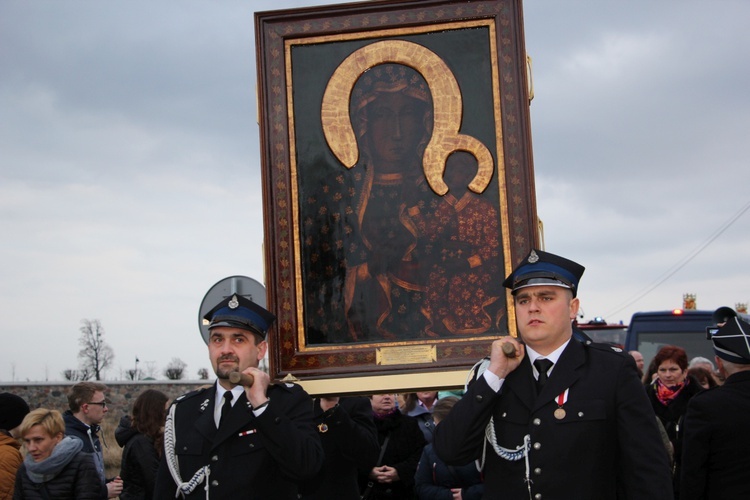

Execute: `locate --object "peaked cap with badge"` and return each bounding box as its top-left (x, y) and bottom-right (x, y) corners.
top-left (201, 293), bottom-right (276, 343)
top-left (712, 316), bottom-right (750, 364)
top-left (503, 249), bottom-right (586, 297)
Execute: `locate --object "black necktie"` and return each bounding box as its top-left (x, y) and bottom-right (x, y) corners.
top-left (534, 358), bottom-right (554, 393)
top-left (219, 391), bottom-right (233, 428)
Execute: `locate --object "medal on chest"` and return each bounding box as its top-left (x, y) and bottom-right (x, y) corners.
top-left (554, 388), bottom-right (569, 420)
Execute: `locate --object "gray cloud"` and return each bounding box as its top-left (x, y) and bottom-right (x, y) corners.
top-left (1, 0), bottom-right (748, 381)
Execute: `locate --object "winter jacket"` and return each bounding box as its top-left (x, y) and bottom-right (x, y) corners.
top-left (414, 443), bottom-right (483, 500)
top-left (359, 410), bottom-right (426, 500)
top-left (62, 411), bottom-right (106, 486)
top-left (114, 415), bottom-right (134, 447)
top-left (0, 432), bottom-right (22, 500)
top-left (13, 438), bottom-right (104, 500)
top-left (406, 404), bottom-right (435, 444)
top-left (118, 430), bottom-right (159, 500)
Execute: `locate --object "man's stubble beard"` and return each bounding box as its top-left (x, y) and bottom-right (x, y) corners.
top-left (215, 357), bottom-right (239, 379)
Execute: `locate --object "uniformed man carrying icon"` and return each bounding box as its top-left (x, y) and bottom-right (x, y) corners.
top-left (434, 249), bottom-right (673, 499)
top-left (154, 294), bottom-right (323, 499)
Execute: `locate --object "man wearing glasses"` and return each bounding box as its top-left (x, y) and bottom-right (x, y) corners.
top-left (64, 381), bottom-right (123, 498)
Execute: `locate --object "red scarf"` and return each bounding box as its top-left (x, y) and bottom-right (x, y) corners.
top-left (654, 377), bottom-right (689, 406)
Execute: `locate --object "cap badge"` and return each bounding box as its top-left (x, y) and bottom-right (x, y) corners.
top-left (527, 250), bottom-right (539, 264)
top-left (228, 294), bottom-right (239, 309)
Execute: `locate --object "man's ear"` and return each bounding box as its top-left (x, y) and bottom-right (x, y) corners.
top-left (569, 296), bottom-right (580, 320)
top-left (257, 340), bottom-right (268, 360)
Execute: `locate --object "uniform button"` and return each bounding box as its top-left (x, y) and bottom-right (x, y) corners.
top-left (533, 418), bottom-right (541, 425)
top-left (578, 412), bottom-right (584, 417)
top-left (533, 442), bottom-right (541, 450)
top-left (182, 446), bottom-right (188, 451)
top-left (534, 467), bottom-right (542, 475)
top-left (211, 455), bottom-right (219, 462)
top-left (502, 412), bottom-right (507, 418)
top-left (211, 480), bottom-right (219, 487)
top-left (249, 443), bottom-right (255, 448)
top-left (534, 494), bottom-right (542, 500)
top-left (475, 395), bottom-right (483, 402)
top-left (274, 417), bottom-right (282, 424)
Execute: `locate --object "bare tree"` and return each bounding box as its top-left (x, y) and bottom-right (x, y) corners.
top-left (164, 358), bottom-right (187, 380)
top-left (197, 368), bottom-right (210, 380)
top-left (78, 319), bottom-right (114, 381)
top-left (142, 361), bottom-right (159, 380)
top-left (62, 368), bottom-right (92, 381)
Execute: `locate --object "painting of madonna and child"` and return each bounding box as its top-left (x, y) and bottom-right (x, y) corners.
top-left (291, 32), bottom-right (517, 347)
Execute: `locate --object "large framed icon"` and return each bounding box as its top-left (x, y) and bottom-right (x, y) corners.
top-left (255, 0), bottom-right (538, 395)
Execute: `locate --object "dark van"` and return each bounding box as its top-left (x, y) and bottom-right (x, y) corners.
top-left (624, 309), bottom-right (748, 365)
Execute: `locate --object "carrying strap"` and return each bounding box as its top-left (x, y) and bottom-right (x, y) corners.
top-left (375, 434), bottom-right (390, 466)
top-left (362, 434), bottom-right (391, 500)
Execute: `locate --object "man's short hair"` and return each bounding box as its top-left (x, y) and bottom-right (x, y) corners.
top-left (68, 381), bottom-right (108, 412)
top-left (20, 408), bottom-right (65, 438)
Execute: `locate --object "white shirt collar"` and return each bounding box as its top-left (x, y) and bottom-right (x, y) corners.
top-left (214, 381), bottom-right (245, 426)
top-left (526, 339), bottom-right (570, 377)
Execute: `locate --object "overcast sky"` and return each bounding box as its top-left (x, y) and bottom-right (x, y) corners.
top-left (2, 0), bottom-right (749, 382)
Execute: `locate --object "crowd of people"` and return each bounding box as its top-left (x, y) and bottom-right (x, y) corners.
top-left (2, 249), bottom-right (750, 499)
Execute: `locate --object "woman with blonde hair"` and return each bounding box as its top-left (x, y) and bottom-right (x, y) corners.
top-left (13, 409), bottom-right (103, 499)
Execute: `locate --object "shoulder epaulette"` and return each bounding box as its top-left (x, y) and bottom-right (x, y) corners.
top-left (172, 386), bottom-right (210, 404)
top-left (586, 342), bottom-right (626, 355)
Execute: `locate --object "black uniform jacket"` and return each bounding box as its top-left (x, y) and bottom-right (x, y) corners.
top-left (434, 340), bottom-right (673, 500)
top-left (154, 382), bottom-right (323, 499)
top-left (680, 370), bottom-right (750, 500)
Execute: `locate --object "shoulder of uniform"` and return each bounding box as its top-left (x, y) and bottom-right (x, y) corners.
top-left (172, 386), bottom-right (211, 405)
top-left (585, 342), bottom-right (627, 356)
top-left (269, 380), bottom-right (303, 394)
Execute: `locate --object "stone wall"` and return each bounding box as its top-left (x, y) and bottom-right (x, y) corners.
top-left (0, 380), bottom-right (210, 421)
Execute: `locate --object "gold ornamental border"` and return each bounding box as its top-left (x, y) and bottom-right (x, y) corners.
top-left (284, 20), bottom-right (515, 353)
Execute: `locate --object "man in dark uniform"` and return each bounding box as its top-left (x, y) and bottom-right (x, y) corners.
top-left (680, 315), bottom-right (750, 499)
top-left (154, 294), bottom-right (323, 499)
top-left (434, 249), bottom-right (673, 499)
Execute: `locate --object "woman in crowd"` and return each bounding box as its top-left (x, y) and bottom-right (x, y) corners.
top-left (361, 393), bottom-right (426, 500)
top-left (117, 389), bottom-right (168, 500)
top-left (687, 366), bottom-right (718, 390)
top-left (414, 396), bottom-right (483, 500)
top-left (645, 345), bottom-right (702, 497)
top-left (13, 409), bottom-right (103, 499)
top-left (401, 392), bottom-right (438, 444)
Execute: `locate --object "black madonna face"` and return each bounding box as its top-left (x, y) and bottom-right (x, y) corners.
top-left (366, 91), bottom-right (427, 169)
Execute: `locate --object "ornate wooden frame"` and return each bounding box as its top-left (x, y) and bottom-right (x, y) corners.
top-left (255, 0), bottom-right (538, 395)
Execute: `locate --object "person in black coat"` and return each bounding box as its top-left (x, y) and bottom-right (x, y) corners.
top-left (414, 396), bottom-right (483, 500)
top-left (118, 389), bottom-right (168, 500)
top-left (360, 393), bottom-right (426, 500)
top-left (300, 396), bottom-right (380, 500)
top-left (434, 249), bottom-right (674, 499)
top-left (154, 294), bottom-right (323, 499)
top-left (680, 316), bottom-right (750, 499)
top-left (14, 409), bottom-right (104, 500)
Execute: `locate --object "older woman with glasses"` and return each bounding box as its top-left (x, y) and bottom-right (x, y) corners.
top-left (13, 409), bottom-right (105, 499)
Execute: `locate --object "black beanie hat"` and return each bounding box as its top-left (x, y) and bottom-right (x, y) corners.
top-left (0, 393), bottom-right (31, 431)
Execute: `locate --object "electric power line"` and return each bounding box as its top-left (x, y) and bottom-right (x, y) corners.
top-left (605, 199), bottom-right (750, 318)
